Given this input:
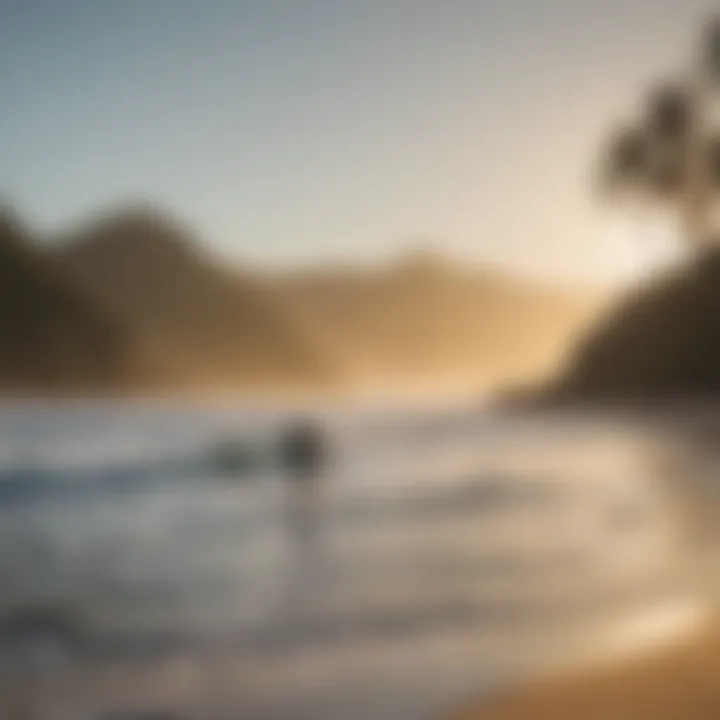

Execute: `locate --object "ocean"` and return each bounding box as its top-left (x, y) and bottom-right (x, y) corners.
top-left (0, 400), bottom-right (706, 719)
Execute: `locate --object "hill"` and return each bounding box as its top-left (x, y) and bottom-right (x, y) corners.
top-left (36, 207), bottom-right (606, 397)
top-left (54, 206), bottom-right (334, 391)
top-left (547, 248), bottom-right (720, 404)
top-left (0, 210), bottom-right (148, 392)
top-left (271, 250), bottom-right (605, 393)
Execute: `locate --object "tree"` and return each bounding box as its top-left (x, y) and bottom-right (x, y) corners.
top-left (601, 17), bottom-right (720, 245)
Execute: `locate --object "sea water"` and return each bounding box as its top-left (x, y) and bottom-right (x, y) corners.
top-left (0, 400), bottom-right (705, 719)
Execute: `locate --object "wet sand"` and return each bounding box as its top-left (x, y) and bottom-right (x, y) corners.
top-left (451, 619), bottom-right (720, 720)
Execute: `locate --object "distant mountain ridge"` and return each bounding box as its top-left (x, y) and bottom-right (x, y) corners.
top-left (0, 203), bottom-right (606, 395)
top-left (54, 206), bottom-right (335, 390)
top-left (271, 255), bottom-right (604, 392)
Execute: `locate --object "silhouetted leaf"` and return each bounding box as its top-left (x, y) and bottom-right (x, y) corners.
top-left (645, 141), bottom-right (687, 198)
top-left (602, 127), bottom-right (650, 192)
top-left (645, 83), bottom-right (694, 143)
top-left (702, 15), bottom-right (720, 82)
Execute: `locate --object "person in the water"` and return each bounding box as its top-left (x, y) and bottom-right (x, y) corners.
top-left (278, 418), bottom-right (327, 482)
top-left (277, 417), bottom-right (328, 607)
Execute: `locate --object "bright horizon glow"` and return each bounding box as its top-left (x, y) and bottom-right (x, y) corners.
top-left (1, 0), bottom-right (718, 284)
top-left (605, 210), bottom-right (688, 285)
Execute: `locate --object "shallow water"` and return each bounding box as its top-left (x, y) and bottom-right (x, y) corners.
top-left (0, 401), bottom-right (705, 719)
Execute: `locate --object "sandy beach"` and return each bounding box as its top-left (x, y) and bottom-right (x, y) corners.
top-left (451, 619), bottom-right (720, 720)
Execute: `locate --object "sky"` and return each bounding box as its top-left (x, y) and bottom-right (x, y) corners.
top-left (1, 0), bottom-right (718, 283)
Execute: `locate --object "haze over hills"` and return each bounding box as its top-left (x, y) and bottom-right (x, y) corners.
top-left (272, 248), bottom-right (606, 393)
top-left (0, 202), bottom-right (608, 396)
top-left (53, 206), bottom-right (334, 392)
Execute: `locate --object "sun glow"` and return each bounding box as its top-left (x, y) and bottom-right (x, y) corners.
top-left (606, 210), bottom-right (687, 284)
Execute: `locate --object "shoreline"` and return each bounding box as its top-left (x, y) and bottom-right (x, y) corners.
top-left (0, 383), bottom-right (492, 411)
top-left (450, 614), bottom-right (719, 720)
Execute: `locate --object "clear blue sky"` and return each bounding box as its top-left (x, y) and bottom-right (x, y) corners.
top-left (0, 0), bottom-right (716, 280)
